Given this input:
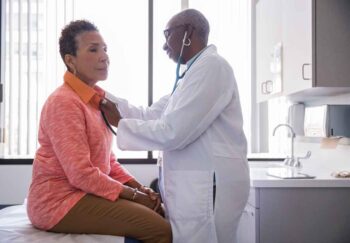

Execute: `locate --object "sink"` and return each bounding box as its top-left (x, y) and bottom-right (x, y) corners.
top-left (266, 167), bottom-right (316, 179)
top-left (249, 162), bottom-right (284, 169)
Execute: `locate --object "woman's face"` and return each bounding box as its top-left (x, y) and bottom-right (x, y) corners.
top-left (70, 31), bottom-right (109, 86)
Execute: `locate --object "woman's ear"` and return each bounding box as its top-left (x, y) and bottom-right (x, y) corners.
top-left (64, 54), bottom-right (76, 74)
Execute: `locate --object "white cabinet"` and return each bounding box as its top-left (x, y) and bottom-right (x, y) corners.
top-left (236, 190), bottom-right (259, 243)
top-left (256, 0), bottom-right (350, 103)
top-left (256, 0), bottom-right (282, 102)
top-left (282, 0), bottom-right (312, 95)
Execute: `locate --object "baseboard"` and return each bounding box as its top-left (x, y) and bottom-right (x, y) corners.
top-left (0, 205), bottom-right (15, 210)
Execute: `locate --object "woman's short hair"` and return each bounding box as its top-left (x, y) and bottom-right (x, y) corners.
top-left (59, 20), bottom-right (98, 66)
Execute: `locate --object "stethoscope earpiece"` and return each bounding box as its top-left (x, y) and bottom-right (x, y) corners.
top-left (172, 30), bottom-right (197, 94)
top-left (182, 31), bottom-right (191, 47)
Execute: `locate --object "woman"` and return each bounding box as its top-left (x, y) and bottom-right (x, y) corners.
top-left (27, 20), bottom-right (171, 243)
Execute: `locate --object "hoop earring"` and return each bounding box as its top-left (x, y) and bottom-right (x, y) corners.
top-left (184, 38), bottom-right (191, 47)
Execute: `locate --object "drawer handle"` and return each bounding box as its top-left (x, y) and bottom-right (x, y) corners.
top-left (265, 80), bottom-right (273, 94)
top-left (261, 81), bottom-right (267, 94)
top-left (261, 80), bottom-right (273, 95)
top-left (302, 63), bottom-right (311, 80)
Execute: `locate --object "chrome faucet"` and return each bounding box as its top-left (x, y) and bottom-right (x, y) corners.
top-left (273, 123), bottom-right (311, 168)
top-left (273, 124), bottom-right (296, 167)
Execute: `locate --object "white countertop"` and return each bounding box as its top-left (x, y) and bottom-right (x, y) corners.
top-left (249, 161), bottom-right (350, 188)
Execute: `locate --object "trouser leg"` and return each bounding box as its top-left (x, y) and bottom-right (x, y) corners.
top-left (49, 194), bottom-right (172, 243)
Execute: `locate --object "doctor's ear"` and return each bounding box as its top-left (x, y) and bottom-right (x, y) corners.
top-left (185, 25), bottom-right (195, 38)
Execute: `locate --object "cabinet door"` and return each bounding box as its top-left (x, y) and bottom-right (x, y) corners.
top-left (237, 203), bottom-right (260, 243)
top-left (282, 0), bottom-right (312, 95)
top-left (256, 0), bottom-right (282, 102)
top-left (315, 0), bottom-right (350, 87)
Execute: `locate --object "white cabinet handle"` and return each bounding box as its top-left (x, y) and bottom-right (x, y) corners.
top-left (261, 81), bottom-right (267, 94)
top-left (261, 80), bottom-right (273, 95)
top-left (265, 80), bottom-right (273, 94)
top-left (302, 63), bottom-right (311, 80)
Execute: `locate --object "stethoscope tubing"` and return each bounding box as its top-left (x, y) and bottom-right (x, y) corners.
top-left (101, 110), bottom-right (117, 136)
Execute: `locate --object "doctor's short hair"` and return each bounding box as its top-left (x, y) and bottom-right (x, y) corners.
top-left (59, 20), bottom-right (98, 64)
top-left (175, 9), bottom-right (210, 45)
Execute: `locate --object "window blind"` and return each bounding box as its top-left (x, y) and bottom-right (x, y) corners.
top-left (1, 0), bottom-right (73, 157)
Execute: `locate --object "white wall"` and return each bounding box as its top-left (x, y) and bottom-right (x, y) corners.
top-left (0, 164), bottom-right (158, 205)
top-left (0, 165), bottom-right (32, 205)
top-left (295, 138), bottom-right (350, 171)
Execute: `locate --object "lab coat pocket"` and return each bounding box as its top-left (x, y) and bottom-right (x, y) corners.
top-left (167, 170), bottom-right (212, 220)
top-left (212, 142), bottom-right (243, 159)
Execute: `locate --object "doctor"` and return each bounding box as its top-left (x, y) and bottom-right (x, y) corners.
top-left (101, 9), bottom-right (250, 243)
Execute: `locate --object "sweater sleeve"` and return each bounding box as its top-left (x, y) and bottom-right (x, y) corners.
top-left (109, 152), bottom-right (134, 183)
top-left (43, 94), bottom-right (123, 201)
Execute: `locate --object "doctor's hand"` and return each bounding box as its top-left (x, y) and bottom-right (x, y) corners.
top-left (100, 98), bottom-right (122, 127)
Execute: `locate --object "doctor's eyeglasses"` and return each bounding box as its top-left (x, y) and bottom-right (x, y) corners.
top-left (163, 24), bottom-right (192, 39)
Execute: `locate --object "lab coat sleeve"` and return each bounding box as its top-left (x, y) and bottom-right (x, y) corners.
top-left (117, 57), bottom-right (236, 151)
top-left (105, 91), bottom-right (170, 120)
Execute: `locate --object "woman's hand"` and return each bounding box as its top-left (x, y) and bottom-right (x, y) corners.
top-left (120, 185), bottom-right (162, 214)
top-left (123, 180), bottom-right (163, 215)
top-left (139, 186), bottom-right (162, 212)
top-left (100, 98), bottom-right (122, 127)
top-left (133, 190), bottom-right (159, 210)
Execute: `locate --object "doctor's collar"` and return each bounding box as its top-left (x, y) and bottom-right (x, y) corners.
top-left (186, 45), bottom-right (209, 68)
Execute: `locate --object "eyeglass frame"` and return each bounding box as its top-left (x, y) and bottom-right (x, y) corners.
top-left (163, 24), bottom-right (194, 40)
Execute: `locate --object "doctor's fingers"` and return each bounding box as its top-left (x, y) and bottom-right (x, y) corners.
top-left (100, 98), bottom-right (118, 111)
top-left (100, 99), bottom-right (122, 126)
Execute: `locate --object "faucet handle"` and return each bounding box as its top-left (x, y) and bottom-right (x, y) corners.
top-left (294, 151), bottom-right (312, 168)
top-left (297, 151), bottom-right (311, 160)
top-left (283, 156), bottom-right (292, 166)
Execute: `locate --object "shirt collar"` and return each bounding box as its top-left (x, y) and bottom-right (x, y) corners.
top-left (64, 71), bottom-right (105, 109)
top-left (186, 45), bottom-right (209, 68)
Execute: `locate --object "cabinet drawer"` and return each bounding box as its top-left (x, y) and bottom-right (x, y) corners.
top-left (237, 203), bottom-right (260, 243)
top-left (247, 188), bottom-right (259, 208)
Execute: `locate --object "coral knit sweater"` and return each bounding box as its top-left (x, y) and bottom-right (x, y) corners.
top-left (27, 71), bottom-right (134, 230)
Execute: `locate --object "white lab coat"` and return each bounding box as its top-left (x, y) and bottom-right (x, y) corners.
top-left (107, 45), bottom-right (250, 243)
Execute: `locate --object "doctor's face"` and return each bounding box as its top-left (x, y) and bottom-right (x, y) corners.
top-left (67, 31), bottom-right (109, 86)
top-left (163, 21), bottom-right (187, 63)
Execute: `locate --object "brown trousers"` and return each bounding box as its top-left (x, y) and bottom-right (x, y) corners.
top-left (49, 194), bottom-right (172, 243)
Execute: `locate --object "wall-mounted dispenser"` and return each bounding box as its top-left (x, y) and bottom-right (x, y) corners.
top-left (304, 105), bottom-right (350, 137)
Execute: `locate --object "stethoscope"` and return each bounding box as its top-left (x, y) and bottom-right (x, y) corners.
top-left (172, 30), bottom-right (202, 94)
top-left (100, 99), bottom-right (117, 136)
top-left (172, 31), bottom-right (190, 93)
top-left (102, 30), bottom-right (200, 136)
